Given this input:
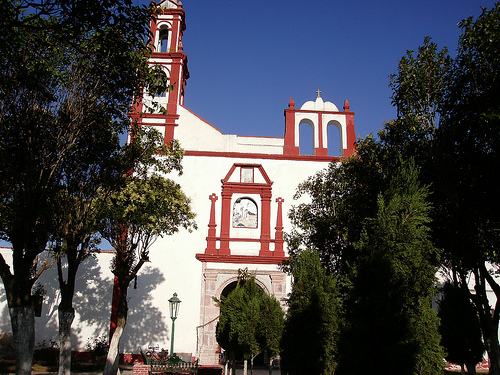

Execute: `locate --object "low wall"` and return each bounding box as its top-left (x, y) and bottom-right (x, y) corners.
top-left (133, 364), bottom-right (223, 375)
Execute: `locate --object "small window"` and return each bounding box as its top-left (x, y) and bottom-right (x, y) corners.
top-left (241, 167), bottom-right (254, 183)
top-left (232, 198), bottom-right (258, 228)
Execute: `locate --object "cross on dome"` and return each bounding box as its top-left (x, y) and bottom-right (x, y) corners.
top-left (316, 89), bottom-right (322, 98)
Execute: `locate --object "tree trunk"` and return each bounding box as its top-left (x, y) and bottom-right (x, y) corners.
top-left (10, 305), bottom-right (35, 375)
top-left (229, 351), bottom-right (234, 375)
top-left (103, 281), bottom-right (129, 375)
top-left (103, 323), bottom-right (123, 375)
top-left (465, 362), bottom-right (476, 374)
top-left (243, 359), bottom-right (247, 375)
top-left (488, 339), bottom-right (500, 375)
top-left (269, 357), bottom-right (273, 375)
top-left (58, 308), bottom-right (75, 375)
top-left (473, 266), bottom-right (500, 375)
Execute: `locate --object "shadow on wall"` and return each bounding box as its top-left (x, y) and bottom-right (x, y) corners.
top-left (121, 265), bottom-right (169, 352)
top-left (72, 254), bottom-right (114, 345)
top-left (0, 284), bottom-right (10, 333)
top-left (0, 254), bottom-right (168, 354)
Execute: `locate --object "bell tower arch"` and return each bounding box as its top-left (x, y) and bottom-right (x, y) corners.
top-left (283, 92), bottom-right (356, 157)
top-left (131, 0), bottom-right (189, 144)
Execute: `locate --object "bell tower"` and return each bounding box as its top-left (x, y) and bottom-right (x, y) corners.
top-left (131, 0), bottom-right (189, 144)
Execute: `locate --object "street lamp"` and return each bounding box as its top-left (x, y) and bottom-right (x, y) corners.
top-left (169, 292), bottom-right (181, 356)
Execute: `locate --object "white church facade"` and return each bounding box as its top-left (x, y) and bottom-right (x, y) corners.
top-left (0, 0), bottom-right (357, 366)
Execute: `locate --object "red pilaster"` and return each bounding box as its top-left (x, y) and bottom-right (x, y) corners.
top-left (274, 197), bottom-right (285, 256)
top-left (343, 100), bottom-right (356, 157)
top-left (283, 98), bottom-right (300, 155)
top-left (219, 188), bottom-right (232, 255)
top-left (259, 189), bottom-right (272, 256)
top-left (206, 193), bottom-right (218, 255)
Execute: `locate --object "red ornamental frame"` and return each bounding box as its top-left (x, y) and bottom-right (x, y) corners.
top-left (197, 163), bottom-right (285, 265)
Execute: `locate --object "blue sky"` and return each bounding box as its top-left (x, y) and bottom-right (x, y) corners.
top-left (141, 0), bottom-right (496, 140)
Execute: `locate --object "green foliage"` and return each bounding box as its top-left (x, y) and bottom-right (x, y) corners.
top-left (94, 132), bottom-right (196, 284)
top-left (216, 276), bottom-right (284, 361)
top-left (281, 250), bottom-right (341, 375)
top-left (0, 0), bottom-right (157, 305)
top-left (85, 336), bottom-right (109, 362)
top-left (0, 2), bottom-right (178, 374)
top-left (338, 160), bottom-right (444, 375)
top-left (429, 5), bottom-right (500, 371)
top-left (389, 37), bottom-right (451, 131)
top-left (438, 282), bottom-right (484, 369)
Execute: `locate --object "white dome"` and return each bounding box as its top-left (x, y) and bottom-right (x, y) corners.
top-left (300, 96), bottom-right (339, 112)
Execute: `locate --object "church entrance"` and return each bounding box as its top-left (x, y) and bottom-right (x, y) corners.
top-left (196, 266), bottom-right (286, 366)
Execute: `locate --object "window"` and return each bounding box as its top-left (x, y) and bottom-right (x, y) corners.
top-left (232, 198), bottom-right (258, 228)
top-left (241, 167), bottom-right (254, 183)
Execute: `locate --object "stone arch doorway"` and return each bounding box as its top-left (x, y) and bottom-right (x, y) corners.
top-left (216, 278), bottom-right (272, 366)
top-left (219, 277), bottom-right (269, 299)
top-left (196, 266), bottom-right (286, 366)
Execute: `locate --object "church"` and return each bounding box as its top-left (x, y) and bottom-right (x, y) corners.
top-left (0, 0), bottom-right (356, 366)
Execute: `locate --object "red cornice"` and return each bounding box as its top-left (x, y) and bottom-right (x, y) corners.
top-left (285, 109), bottom-right (356, 116)
top-left (150, 52), bottom-right (186, 59)
top-left (185, 150), bottom-right (342, 162)
top-left (196, 253), bottom-right (287, 265)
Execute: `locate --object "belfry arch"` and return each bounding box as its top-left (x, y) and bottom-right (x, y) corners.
top-left (327, 119), bottom-right (342, 156)
top-left (299, 118), bottom-right (314, 155)
top-left (283, 93), bottom-right (356, 157)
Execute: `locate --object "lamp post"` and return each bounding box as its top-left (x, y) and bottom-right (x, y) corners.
top-left (169, 292), bottom-right (181, 356)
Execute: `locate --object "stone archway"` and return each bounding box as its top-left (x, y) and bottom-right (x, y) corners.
top-left (196, 265), bottom-right (286, 365)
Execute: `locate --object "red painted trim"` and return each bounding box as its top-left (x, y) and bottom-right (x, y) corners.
top-left (260, 191), bottom-right (272, 256)
top-left (291, 109), bottom-right (356, 116)
top-left (204, 164), bottom-right (284, 258)
top-left (344, 111), bottom-right (357, 157)
top-left (222, 164), bottom-right (273, 185)
top-left (206, 193), bottom-right (218, 254)
top-left (219, 189), bottom-right (231, 255)
top-left (185, 150), bottom-right (343, 162)
top-left (157, 8), bottom-right (185, 18)
top-left (196, 254), bottom-right (288, 265)
top-left (274, 197), bottom-right (285, 256)
top-left (213, 237), bottom-right (277, 242)
top-left (150, 52), bottom-right (186, 59)
top-left (284, 106), bottom-right (299, 155)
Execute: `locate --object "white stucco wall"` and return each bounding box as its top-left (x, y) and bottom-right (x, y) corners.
top-left (0, 102), bottom-right (332, 361)
top-left (176, 106), bottom-right (284, 154)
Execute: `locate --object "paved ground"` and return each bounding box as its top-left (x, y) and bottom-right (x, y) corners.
top-left (223, 366), bottom-right (281, 375)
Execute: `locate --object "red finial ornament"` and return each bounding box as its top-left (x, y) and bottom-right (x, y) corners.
top-left (343, 99), bottom-right (350, 112)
